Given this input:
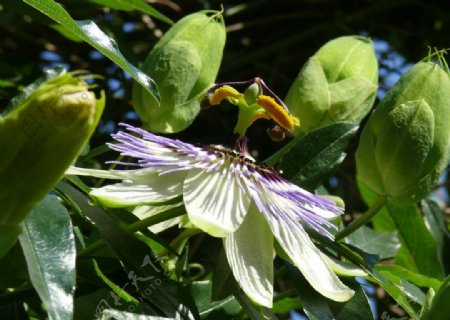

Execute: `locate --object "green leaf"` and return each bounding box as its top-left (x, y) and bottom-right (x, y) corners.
top-left (233, 289), bottom-right (267, 320)
top-left (87, 0), bottom-right (173, 25)
top-left (0, 79), bottom-right (16, 88)
top-left (357, 180), bottom-right (444, 279)
top-left (57, 182), bottom-right (199, 319)
top-left (23, 0), bottom-right (160, 101)
top-left (272, 122), bottom-right (358, 190)
top-left (111, 207), bottom-right (179, 256)
top-left (74, 289), bottom-right (115, 320)
top-left (190, 281), bottom-right (238, 317)
top-left (307, 230), bottom-right (379, 271)
top-left (368, 269), bottom-right (422, 319)
top-left (386, 202), bottom-right (444, 279)
top-left (308, 230), bottom-right (421, 319)
top-left (421, 275), bottom-right (450, 320)
top-left (50, 24), bottom-right (83, 42)
top-left (375, 264), bottom-right (441, 292)
top-left (75, 258), bottom-right (152, 317)
top-left (272, 297), bottom-right (301, 314)
top-left (286, 263), bottom-right (374, 320)
top-left (91, 259), bottom-right (139, 305)
top-left (102, 309), bottom-right (175, 319)
top-left (211, 248), bottom-right (239, 301)
top-left (332, 283), bottom-right (374, 320)
top-left (19, 195), bottom-right (76, 320)
top-left (421, 199), bottom-right (447, 266)
top-left (418, 288), bottom-right (435, 319)
top-left (346, 226), bottom-right (400, 259)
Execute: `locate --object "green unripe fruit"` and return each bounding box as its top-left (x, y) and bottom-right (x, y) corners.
top-left (356, 61), bottom-right (450, 204)
top-left (0, 70), bottom-right (104, 255)
top-left (285, 36), bottom-right (378, 136)
top-left (132, 11), bottom-right (226, 133)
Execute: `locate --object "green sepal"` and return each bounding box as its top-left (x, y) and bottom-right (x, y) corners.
top-left (285, 57), bottom-right (330, 135)
top-left (285, 36), bottom-right (378, 136)
top-left (133, 11), bottom-right (226, 133)
top-left (0, 70), bottom-right (105, 226)
top-left (356, 61), bottom-right (450, 204)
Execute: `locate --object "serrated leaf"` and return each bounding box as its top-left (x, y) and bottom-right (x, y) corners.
top-left (87, 0), bottom-right (173, 25)
top-left (19, 195), bottom-right (76, 320)
top-left (23, 0), bottom-right (160, 101)
top-left (273, 122), bottom-right (358, 190)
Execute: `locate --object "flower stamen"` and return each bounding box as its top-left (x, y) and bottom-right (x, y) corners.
top-left (209, 85), bottom-right (242, 105)
top-left (256, 95), bottom-right (300, 132)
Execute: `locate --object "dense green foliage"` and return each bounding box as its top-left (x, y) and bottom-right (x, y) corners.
top-left (0, 1), bottom-right (449, 320)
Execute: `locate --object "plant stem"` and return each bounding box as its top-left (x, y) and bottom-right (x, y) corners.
top-left (335, 195), bottom-right (387, 240)
top-left (78, 206), bottom-right (186, 256)
top-left (234, 289), bottom-right (265, 320)
top-left (170, 228), bottom-right (202, 254)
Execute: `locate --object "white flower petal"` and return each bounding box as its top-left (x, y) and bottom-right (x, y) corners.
top-left (65, 166), bottom-right (127, 179)
top-left (321, 253), bottom-right (368, 277)
top-left (224, 204), bottom-right (274, 307)
top-left (265, 213), bottom-right (355, 302)
top-left (183, 168), bottom-right (251, 237)
top-left (133, 203), bottom-right (183, 233)
top-left (306, 203), bottom-right (340, 220)
top-left (90, 171), bottom-right (186, 207)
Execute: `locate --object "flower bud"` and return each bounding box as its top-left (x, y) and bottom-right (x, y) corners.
top-left (0, 70), bottom-right (104, 253)
top-left (356, 60), bottom-right (450, 204)
top-left (285, 36), bottom-right (378, 136)
top-left (132, 11), bottom-right (226, 133)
